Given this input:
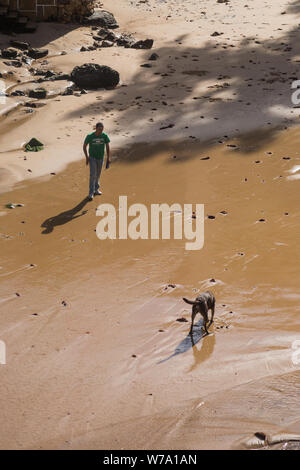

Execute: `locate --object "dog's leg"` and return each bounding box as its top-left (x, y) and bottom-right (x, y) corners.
top-left (189, 305), bottom-right (197, 336)
top-left (209, 301), bottom-right (215, 327)
top-left (202, 302), bottom-right (209, 335)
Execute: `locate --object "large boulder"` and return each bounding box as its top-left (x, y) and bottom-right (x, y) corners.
top-left (70, 63), bottom-right (119, 89)
top-left (84, 10), bottom-right (119, 29)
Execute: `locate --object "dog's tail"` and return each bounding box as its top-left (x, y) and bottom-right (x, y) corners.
top-left (183, 297), bottom-right (198, 305)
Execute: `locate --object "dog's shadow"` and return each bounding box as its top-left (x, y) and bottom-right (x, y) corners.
top-left (158, 319), bottom-right (215, 365)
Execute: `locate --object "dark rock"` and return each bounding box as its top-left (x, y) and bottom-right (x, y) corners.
top-left (176, 317), bottom-right (188, 323)
top-left (33, 69), bottom-right (47, 76)
top-left (3, 60), bottom-right (22, 68)
top-left (29, 88), bottom-right (47, 99)
top-left (70, 63), bottom-right (120, 89)
top-left (116, 34), bottom-right (136, 48)
top-left (149, 52), bottom-right (159, 60)
top-left (80, 46), bottom-right (88, 52)
top-left (254, 432), bottom-right (266, 441)
top-left (96, 27), bottom-right (109, 38)
top-left (62, 87), bottom-right (74, 96)
top-left (131, 39), bottom-right (154, 49)
top-left (84, 10), bottom-right (119, 29)
top-left (105, 31), bottom-right (119, 42)
top-left (10, 40), bottom-right (30, 51)
top-left (1, 48), bottom-right (18, 59)
top-left (140, 63), bottom-right (152, 68)
top-left (211, 31), bottom-right (223, 36)
top-left (53, 73), bottom-right (71, 81)
top-left (44, 70), bottom-right (56, 78)
top-left (101, 40), bottom-right (114, 47)
top-left (11, 90), bottom-right (26, 96)
top-left (27, 48), bottom-right (49, 59)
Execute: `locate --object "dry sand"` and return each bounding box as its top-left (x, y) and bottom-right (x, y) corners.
top-left (0, 0), bottom-right (299, 450)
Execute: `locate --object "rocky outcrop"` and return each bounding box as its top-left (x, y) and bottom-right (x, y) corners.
top-left (84, 10), bottom-right (119, 28)
top-left (70, 63), bottom-right (120, 89)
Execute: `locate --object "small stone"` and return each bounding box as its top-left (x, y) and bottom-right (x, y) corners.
top-left (149, 52), bottom-right (159, 60)
top-left (254, 432), bottom-right (266, 441)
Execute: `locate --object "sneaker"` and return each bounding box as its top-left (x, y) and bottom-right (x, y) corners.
top-left (94, 190), bottom-right (102, 195)
top-left (88, 195), bottom-right (94, 201)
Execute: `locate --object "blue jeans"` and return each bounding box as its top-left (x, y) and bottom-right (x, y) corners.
top-left (89, 157), bottom-right (103, 196)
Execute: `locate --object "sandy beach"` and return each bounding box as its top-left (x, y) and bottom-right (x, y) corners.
top-left (0, 0), bottom-right (299, 450)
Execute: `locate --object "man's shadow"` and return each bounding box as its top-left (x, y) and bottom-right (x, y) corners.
top-left (158, 319), bottom-right (215, 365)
top-left (41, 197), bottom-right (89, 234)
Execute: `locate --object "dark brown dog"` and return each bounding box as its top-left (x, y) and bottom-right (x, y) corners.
top-left (183, 291), bottom-right (215, 336)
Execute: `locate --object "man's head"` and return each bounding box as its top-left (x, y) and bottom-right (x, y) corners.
top-left (95, 122), bottom-right (104, 134)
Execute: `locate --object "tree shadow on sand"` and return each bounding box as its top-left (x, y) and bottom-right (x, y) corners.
top-left (41, 197), bottom-right (89, 234)
top-left (158, 318), bottom-right (215, 367)
top-left (61, 2), bottom-right (300, 161)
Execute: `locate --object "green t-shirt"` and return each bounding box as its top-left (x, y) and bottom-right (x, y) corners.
top-left (84, 132), bottom-right (110, 160)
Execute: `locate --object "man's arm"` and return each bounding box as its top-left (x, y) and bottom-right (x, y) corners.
top-left (105, 142), bottom-right (111, 168)
top-left (83, 142), bottom-right (89, 165)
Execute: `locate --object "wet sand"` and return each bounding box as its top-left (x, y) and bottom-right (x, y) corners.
top-left (0, 0), bottom-right (300, 450)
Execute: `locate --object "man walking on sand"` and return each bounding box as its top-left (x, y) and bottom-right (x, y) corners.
top-left (83, 122), bottom-right (111, 200)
